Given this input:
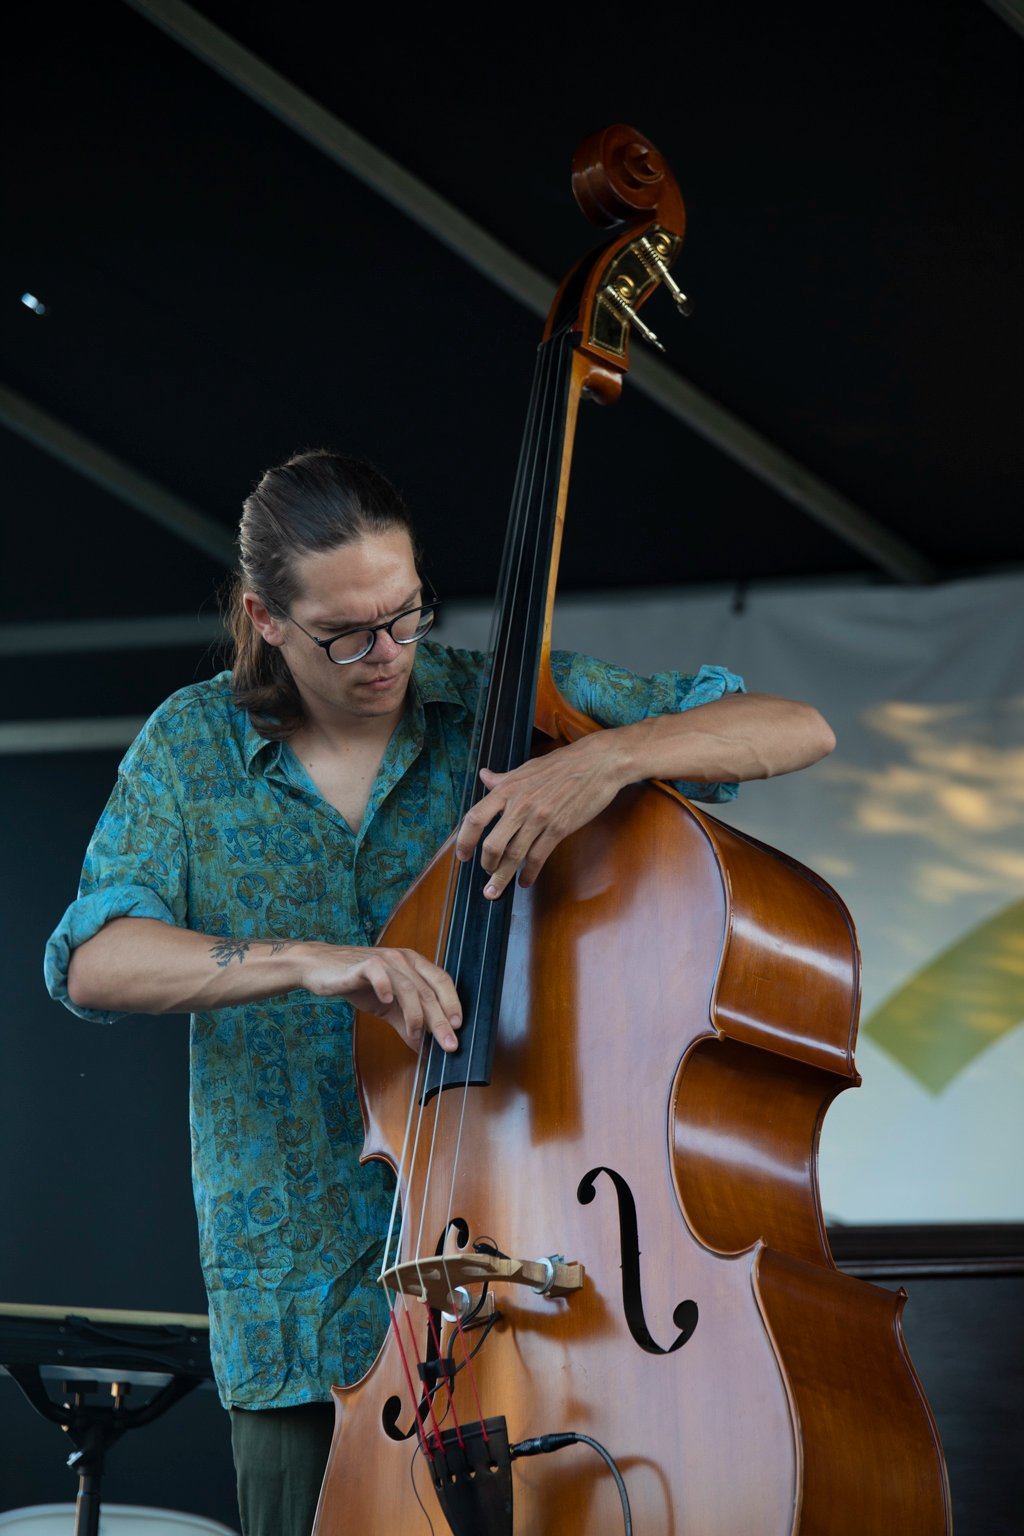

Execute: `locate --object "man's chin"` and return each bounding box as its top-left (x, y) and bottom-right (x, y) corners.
top-left (345, 674), bottom-right (411, 714)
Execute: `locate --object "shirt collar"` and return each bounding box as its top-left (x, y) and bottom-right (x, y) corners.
top-left (243, 714), bottom-right (283, 774)
top-left (409, 641), bottom-right (472, 713)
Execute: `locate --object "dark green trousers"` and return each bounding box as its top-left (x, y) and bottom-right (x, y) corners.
top-left (229, 1402), bottom-right (336, 1536)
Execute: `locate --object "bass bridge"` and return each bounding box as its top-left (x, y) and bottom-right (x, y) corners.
top-left (382, 1252), bottom-right (584, 1315)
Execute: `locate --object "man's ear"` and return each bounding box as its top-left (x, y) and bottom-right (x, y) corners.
top-left (243, 591), bottom-right (288, 649)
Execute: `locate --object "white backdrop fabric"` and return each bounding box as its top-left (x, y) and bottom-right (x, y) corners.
top-left (442, 571), bottom-right (1024, 1224)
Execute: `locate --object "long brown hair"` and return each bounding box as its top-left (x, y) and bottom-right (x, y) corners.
top-left (227, 450), bottom-right (418, 739)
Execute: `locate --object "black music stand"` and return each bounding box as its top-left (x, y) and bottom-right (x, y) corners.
top-left (0, 1306), bottom-right (212, 1536)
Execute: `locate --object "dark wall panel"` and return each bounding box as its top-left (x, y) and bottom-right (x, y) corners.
top-left (898, 1274), bottom-right (1022, 1534)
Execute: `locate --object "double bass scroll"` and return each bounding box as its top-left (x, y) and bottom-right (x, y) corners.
top-left (313, 125), bottom-right (951, 1536)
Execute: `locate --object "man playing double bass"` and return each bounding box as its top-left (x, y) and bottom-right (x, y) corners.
top-left (45, 449), bottom-right (834, 1536)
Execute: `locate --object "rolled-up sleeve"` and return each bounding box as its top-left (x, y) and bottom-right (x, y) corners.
top-left (549, 652), bottom-right (746, 803)
top-left (44, 722), bottom-right (188, 1023)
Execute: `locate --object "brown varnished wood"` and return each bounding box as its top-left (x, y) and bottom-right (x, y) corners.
top-left (672, 1036), bottom-right (845, 1267)
top-left (754, 1252), bottom-right (952, 1534)
top-left (571, 124), bottom-right (687, 232)
top-left (320, 788), bottom-right (801, 1535)
top-left (313, 126), bottom-right (951, 1535)
top-left (670, 805), bottom-right (861, 1266)
top-left (534, 349), bottom-right (621, 741)
top-left (317, 786), bottom-right (950, 1533)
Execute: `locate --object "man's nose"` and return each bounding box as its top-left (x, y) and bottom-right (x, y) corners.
top-left (368, 627), bottom-right (401, 661)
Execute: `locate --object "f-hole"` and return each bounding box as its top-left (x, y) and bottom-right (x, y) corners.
top-left (382, 1218), bottom-right (471, 1442)
top-left (578, 1166), bottom-right (699, 1354)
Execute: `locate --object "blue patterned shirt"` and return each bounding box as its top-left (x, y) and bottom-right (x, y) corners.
top-left (44, 642), bottom-right (743, 1408)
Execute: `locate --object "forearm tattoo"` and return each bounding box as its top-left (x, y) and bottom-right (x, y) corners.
top-left (209, 938), bottom-right (297, 968)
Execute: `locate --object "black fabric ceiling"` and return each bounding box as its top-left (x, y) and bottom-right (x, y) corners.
top-left (2, 0), bottom-right (1022, 707)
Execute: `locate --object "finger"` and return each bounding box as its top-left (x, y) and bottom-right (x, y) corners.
top-left (482, 828), bottom-right (536, 899)
top-left (382, 951), bottom-right (458, 1053)
top-left (404, 977), bottom-right (458, 1052)
top-left (410, 953), bottom-right (463, 1031)
top-left (516, 828), bottom-right (561, 889)
top-left (478, 812), bottom-right (522, 874)
top-left (372, 962), bottom-right (427, 1045)
top-left (455, 791), bottom-right (502, 863)
top-left (354, 954), bottom-right (396, 1010)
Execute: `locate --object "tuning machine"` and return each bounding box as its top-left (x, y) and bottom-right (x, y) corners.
top-left (591, 226), bottom-right (690, 358)
top-left (604, 274), bottom-right (667, 352)
top-left (638, 234), bottom-right (693, 316)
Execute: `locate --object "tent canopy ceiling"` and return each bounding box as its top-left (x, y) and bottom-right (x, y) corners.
top-left (2, 0), bottom-right (1021, 691)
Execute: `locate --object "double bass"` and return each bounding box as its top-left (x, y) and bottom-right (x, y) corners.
top-left (314, 125), bottom-right (951, 1535)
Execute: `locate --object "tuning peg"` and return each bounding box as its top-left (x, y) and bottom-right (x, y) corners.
top-left (639, 236), bottom-right (693, 316)
top-left (604, 277), bottom-right (666, 352)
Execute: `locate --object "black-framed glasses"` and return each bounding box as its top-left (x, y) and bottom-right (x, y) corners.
top-left (284, 583), bottom-right (440, 665)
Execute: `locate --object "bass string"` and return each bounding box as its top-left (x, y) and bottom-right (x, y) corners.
top-left (421, 332), bottom-right (574, 1427)
top-left (377, 334), bottom-right (552, 1289)
top-left (387, 334), bottom-right (558, 1276)
top-left (381, 329), bottom-right (575, 1434)
top-left (418, 334), bottom-right (572, 1424)
top-left (406, 337), bottom-right (559, 1434)
top-left (432, 329), bottom-right (571, 1240)
top-left (406, 329), bottom-right (561, 1241)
